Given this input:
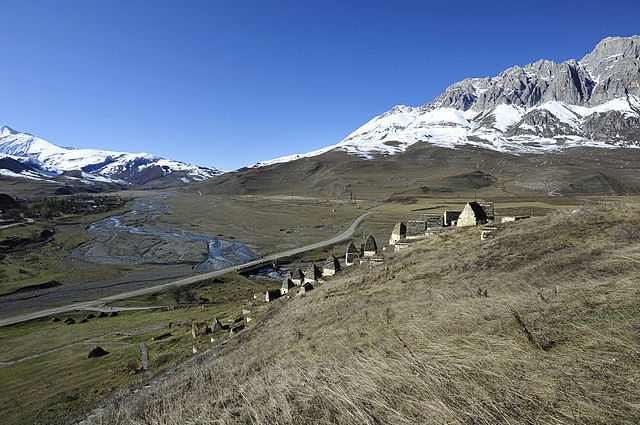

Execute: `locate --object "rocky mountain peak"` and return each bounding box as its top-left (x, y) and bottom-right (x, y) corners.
top-left (0, 126), bottom-right (224, 186)
top-left (580, 36), bottom-right (640, 103)
top-left (254, 36), bottom-right (640, 167)
top-left (582, 35), bottom-right (640, 63)
top-left (430, 36), bottom-right (640, 112)
top-left (0, 126), bottom-right (17, 135)
top-left (384, 105), bottom-right (416, 116)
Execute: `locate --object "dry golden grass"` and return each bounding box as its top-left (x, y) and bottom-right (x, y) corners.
top-left (86, 203), bottom-right (640, 425)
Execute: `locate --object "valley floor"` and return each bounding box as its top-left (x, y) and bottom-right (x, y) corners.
top-left (84, 201), bottom-right (640, 425)
top-left (2, 193), bottom-right (639, 424)
top-left (0, 191), bottom-right (371, 317)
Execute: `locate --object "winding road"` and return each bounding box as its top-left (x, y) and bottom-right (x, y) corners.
top-left (0, 212), bottom-right (371, 327)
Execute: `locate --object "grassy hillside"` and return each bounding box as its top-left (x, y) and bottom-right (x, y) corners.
top-left (0, 272), bottom-right (282, 425)
top-left (85, 202), bottom-right (640, 424)
top-left (197, 145), bottom-right (640, 199)
top-left (0, 206), bottom-right (129, 295)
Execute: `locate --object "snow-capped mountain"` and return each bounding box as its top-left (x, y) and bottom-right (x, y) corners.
top-left (254, 36), bottom-right (640, 167)
top-left (0, 126), bottom-right (223, 186)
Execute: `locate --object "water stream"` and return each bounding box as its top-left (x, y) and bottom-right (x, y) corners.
top-left (72, 195), bottom-right (260, 272)
top-left (0, 194), bottom-right (283, 317)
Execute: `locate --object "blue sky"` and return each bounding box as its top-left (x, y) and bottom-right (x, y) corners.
top-left (1, 0), bottom-right (639, 170)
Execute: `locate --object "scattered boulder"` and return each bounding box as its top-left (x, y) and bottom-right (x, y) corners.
top-left (64, 317), bottom-right (76, 325)
top-left (97, 312), bottom-right (108, 318)
top-left (51, 317), bottom-right (61, 322)
top-left (85, 313), bottom-right (95, 320)
top-left (192, 346), bottom-right (198, 354)
top-left (80, 318), bottom-right (88, 323)
top-left (108, 311), bottom-right (118, 317)
top-left (242, 309), bottom-right (251, 315)
top-left (191, 321), bottom-right (210, 338)
top-left (87, 346), bottom-right (109, 358)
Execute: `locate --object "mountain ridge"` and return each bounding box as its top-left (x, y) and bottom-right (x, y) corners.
top-left (254, 36), bottom-right (640, 167)
top-left (0, 125), bottom-right (224, 187)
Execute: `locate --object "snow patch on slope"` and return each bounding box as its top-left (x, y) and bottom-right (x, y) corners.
top-left (253, 145), bottom-right (336, 167)
top-left (541, 102), bottom-right (581, 129)
top-left (570, 97), bottom-right (639, 118)
top-left (0, 126), bottom-right (223, 184)
top-left (0, 169), bottom-right (61, 184)
top-left (252, 96), bottom-right (640, 168)
top-left (492, 104), bottom-right (525, 132)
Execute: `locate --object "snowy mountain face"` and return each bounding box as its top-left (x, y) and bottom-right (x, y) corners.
top-left (0, 126), bottom-right (223, 186)
top-left (255, 36), bottom-right (640, 166)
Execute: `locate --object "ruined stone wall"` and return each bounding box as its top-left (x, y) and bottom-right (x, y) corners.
top-left (406, 220), bottom-right (426, 239)
top-left (444, 210), bottom-right (461, 226)
top-left (389, 233), bottom-right (402, 245)
top-left (323, 267), bottom-right (337, 276)
top-left (457, 204), bottom-right (478, 227)
top-left (425, 214), bottom-right (443, 228)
